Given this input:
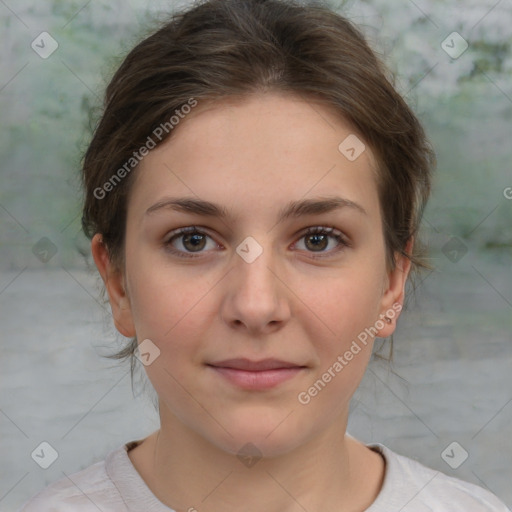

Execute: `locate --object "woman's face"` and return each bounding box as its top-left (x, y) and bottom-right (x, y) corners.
top-left (96, 92), bottom-right (409, 456)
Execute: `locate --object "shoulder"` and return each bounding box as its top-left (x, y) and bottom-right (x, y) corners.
top-left (18, 448), bottom-right (127, 512)
top-left (367, 443), bottom-right (510, 512)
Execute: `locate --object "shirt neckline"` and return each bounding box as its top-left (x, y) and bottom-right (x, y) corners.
top-left (105, 440), bottom-right (395, 512)
top-left (106, 440), bottom-right (175, 511)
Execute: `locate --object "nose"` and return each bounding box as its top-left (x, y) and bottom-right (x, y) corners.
top-left (220, 236), bottom-right (291, 336)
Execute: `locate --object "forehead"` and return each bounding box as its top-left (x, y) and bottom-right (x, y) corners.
top-left (129, 92), bottom-right (381, 224)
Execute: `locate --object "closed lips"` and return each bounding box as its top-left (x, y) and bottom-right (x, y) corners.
top-left (207, 359), bottom-right (306, 371)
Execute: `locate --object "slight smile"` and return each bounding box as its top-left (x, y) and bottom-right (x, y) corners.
top-left (206, 358), bottom-right (308, 390)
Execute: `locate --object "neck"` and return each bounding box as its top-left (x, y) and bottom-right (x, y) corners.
top-left (129, 411), bottom-right (385, 512)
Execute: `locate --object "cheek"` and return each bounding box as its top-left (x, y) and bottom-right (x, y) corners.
top-left (296, 276), bottom-right (380, 416)
top-left (125, 259), bottom-right (214, 403)
top-left (124, 247), bottom-right (182, 336)
top-left (305, 268), bottom-right (384, 344)
top-left (125, 248), bottom-right (217, 360)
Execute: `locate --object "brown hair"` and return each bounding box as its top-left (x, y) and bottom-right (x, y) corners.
top-left (81, 0), bottom-right (435, 366)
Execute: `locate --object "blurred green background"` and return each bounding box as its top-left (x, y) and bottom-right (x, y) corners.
top-left (0, 0), bottom-right (511, 270)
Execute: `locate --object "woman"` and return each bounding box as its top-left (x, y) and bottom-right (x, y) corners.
top-left (20, 0), bottom-right (509, 510)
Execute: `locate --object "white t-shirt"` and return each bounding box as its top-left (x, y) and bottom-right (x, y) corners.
top-left (18, 440), bottom-right (510, 511)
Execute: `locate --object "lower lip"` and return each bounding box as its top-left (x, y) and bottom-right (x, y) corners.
top-left (208, 366), bottom-right (304, 390)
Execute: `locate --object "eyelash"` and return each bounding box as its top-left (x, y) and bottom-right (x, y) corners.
top-left (163, 225), bottom-right (350, 260)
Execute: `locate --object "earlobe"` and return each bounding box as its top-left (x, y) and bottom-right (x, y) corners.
top-left (91, 234), bottom-right (136, 338)
top-left (376, 238), bottom-right (413, 338)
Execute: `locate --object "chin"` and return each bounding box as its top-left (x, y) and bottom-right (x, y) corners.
top-left (202, 411), bottom-right (312, 459)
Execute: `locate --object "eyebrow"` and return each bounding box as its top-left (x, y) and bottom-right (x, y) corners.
top-left (145, 195), bottom-right (367, 223)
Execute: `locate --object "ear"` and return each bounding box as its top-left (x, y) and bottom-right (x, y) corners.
top-left (375, 238), bottom-right (413, 338)
top-left (91, 234), bottom-right (136, 338)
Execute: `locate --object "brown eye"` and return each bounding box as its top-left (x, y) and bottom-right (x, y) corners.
top-left (294, 226), bottom-right (349, 258)
top-left (304, 232), bottom-right (329, 252)
top-left (164, 227), bottom-right (219, 258)
top-left (181, 232), bottom-right (207, 252)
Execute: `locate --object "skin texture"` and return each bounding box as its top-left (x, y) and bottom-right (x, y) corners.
top-left (92, 92), bottom-right (411, 512)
